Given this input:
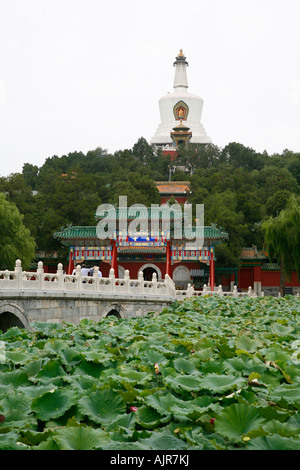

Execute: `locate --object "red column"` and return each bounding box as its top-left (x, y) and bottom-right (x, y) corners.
top-left (111, 240), bottom-right (118, 276)
top-left (210, 248), bottom-right (215, 291)
top-left (67, 248), bottom-right (74, 274)
top-left (166, 240), bottom-right (171, 277)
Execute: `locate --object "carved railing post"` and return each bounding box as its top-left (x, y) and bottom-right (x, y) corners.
top-left (92, 266), bottom-right (99, 292)
top-left (217, 285), bottom-right (223, 296)
top-left (152, 272), bottom-right (157, 294)
top-left (57, 263), bottom-right (64, 290)
top-left (124, 269), bottom-right (130, 293)
top-left (76, 264), bottom-right (82, 291)
top-left (37, 261), bottom-right (44, 289)
top-left (186, 283), bottom-right (193, 298)
top-left (138, 270), bottom-right (144, 293)
top-left (15, 259), bottom-right (23, 289)
top-left (109, 268), bottom-right (115, 292)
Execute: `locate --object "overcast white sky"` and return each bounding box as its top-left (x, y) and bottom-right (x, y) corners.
top-left (0, 0), bottom-right (299, 177)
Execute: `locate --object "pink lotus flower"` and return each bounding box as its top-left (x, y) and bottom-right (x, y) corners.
top-left (210, 418), bottom-right (216, 425)
top-left (154, 363), bottom-right (159, 374)
top-left (130, 406), bottom-right (138, 412)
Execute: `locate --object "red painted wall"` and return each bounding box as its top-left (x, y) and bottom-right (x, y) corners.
top-left (286, 272), bottom-right (300, 287)
top-left (261, 270), bottom-right (300, 287)
top-left (261, 271), bottom-right (279, 286)
top-left (239, 268), bottom-right (254, 288)
top-left (163, 150), bottom-right (178, 160)
top-left (101, 260), bottom-right (205, 280)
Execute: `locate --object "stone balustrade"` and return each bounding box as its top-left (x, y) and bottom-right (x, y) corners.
top-left (2, 260), bottom-right (294, 302)
top-left (175, 283), bottom-right (259, 298)
top-left (0, 260), bottom-right (176, 298)
top-left (1, 262), bottom-right (297, 331)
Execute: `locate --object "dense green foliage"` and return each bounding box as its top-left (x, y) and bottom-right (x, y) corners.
top-left (1, 295), bottom-right (300, 450)
top-left (0, 139), bottom-right (299, 267)
top-left (0, 192), bottom-right (35, 270)
top-left (262, 195), bottom-right (300, 292)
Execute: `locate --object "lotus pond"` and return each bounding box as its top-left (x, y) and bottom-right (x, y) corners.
top-left (1, 295), bottom-right (300, 450)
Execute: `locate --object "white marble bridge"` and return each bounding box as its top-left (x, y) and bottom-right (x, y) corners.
top-left (0, 260), bottom-right (257, 332)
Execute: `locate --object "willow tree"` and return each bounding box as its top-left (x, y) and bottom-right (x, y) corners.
top-left (262, 195), bottom-right (300, 295)
top-left (0, 192), bottom-right (35, 270)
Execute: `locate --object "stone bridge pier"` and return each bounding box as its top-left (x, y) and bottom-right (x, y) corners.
top-left (0, 294), bottom-right (174, 332)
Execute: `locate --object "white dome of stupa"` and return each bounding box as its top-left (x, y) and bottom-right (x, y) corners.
top-left (151, 50), bottom-right (212, 147)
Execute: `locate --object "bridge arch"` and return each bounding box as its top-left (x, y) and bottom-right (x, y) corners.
top-left (102, 303), bottom-right (123, 319)
top-left (118, 266), bottom-right (125, 279)
top-left (173, 265), bottom-right (191, 289)
top-left (138, 263), bottom-right (162, 281)
top-left (0, 302), bottom-right (28, 332)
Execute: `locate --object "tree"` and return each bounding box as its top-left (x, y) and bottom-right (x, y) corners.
top-left (109, 173), bottom-right (161, 207)
top-left (132, 137), bottom-right (155, 165)
top-left (202, 190), bottom-right (248, 267)
top-left (0, 173), bottom-right (40, 238)
top-left (265, 189), bottom-right (292, 218)
top-left (257, 165), bottom-right (298, 199)
top-left (41, 169), bottom-right (102, 226)
top-left (0, 192), bottom-right (35, 269)
top-left (177, 143), bottom-right (221, 170)
top-left (262, 195), bottom-right (300, 295)
top-left (220, 142), bottom-right (266, 171)
top-left (22, 163), bottom-right (39, 190)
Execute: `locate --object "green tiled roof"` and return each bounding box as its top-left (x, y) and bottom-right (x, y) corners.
top-left (54, 226), bottom-right (98, 240)
top-left (182, 226), bottom-right (228, 243)
top-left (261, 263), bottom-right (281, 271)
top-left (54, 224), bottom-right (228, 246)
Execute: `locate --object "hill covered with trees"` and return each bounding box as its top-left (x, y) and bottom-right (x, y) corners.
top-left (0, 138), bottom-right (299, 269)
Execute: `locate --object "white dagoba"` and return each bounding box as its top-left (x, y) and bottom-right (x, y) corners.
top-left (151, 50), bottom-right (212, 147)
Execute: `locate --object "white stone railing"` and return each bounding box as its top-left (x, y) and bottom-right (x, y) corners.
top-left (175, 283), bottom-right (259, 299)
top-left (2, 260), bottom-right (296, 301)
top-left (0, 260), bottom-right (176, 298)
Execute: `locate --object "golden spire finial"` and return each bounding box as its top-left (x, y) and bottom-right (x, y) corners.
top-left (178, 49), bottom-right (184, 57)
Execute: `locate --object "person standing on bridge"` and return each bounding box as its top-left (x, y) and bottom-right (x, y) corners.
top-left (81, 264), bottom-right (90, 276)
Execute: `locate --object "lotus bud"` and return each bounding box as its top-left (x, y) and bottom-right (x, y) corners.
top-left (130, 406), bottom-right (138, 412)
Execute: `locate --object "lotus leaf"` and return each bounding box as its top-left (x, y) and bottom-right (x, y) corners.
top-left (0, 295), bottom-right (300, 450)
top-left (78, 388), bottom-right (126, 424)
top-left (136, 405), bottom-right (168, 429)
top-left (31, 389), bottom-right (78, 421)
top-left (215, 403), bottom-right (266, 441)
top-left (246, 435), bottom-right (300, 450)
top-left (165, 374), bottom-right (202, 392)
top-left (139, 429), bottom-right (188, 450)
top-left (198, 373), bottom-right (246, 393)
top-left (52, 426), bottom-right (110, 450)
